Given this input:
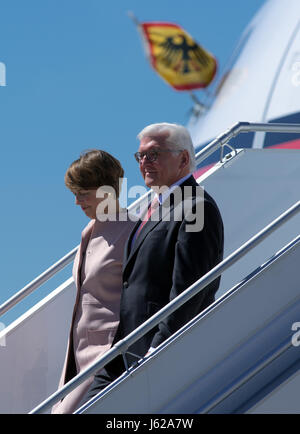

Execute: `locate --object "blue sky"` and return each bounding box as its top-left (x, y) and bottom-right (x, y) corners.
top-left (0, 0), bottom-right (264, 324)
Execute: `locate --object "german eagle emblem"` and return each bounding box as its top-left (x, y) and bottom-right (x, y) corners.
top-left (140, 22), bottom-right (217, 90)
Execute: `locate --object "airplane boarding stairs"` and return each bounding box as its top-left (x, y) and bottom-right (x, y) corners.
top-left (76, 233), bottom-right (300, 414)
top-left (0, 122), bottom-right (300, 414)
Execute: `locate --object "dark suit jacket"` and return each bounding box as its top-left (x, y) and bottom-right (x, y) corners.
top-left (83, 175), bottom-right (224, 400)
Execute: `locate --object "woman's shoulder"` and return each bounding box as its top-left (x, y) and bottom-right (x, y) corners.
top-left (81, 219), bottom-right (95, 235)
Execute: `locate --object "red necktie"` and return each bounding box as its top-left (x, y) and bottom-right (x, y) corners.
top-left (136, 197), bottom-right (159, 238)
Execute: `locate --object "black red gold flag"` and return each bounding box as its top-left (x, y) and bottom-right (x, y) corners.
top-left (139, 21), bottom-right (217, 91)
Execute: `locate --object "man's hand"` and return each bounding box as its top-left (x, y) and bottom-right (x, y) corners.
top-left (145, 347), bottom-right (156, 357)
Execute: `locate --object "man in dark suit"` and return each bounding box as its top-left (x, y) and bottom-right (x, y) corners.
top-left (81, 122), bottom-right (224, 403)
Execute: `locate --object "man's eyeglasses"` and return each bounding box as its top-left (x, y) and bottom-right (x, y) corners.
top-left (134, 149), bottom-right (182, 163)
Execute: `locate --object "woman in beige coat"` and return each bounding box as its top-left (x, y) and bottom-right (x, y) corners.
top-left (52, 150), bottom-right (136, 414)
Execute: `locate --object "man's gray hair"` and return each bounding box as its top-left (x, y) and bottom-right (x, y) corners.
top-left (137, 122), bottom-right (196, 172)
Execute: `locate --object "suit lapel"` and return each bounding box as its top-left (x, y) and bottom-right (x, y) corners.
top-left (123, 191), bottom-right (175, 273)
top-left (123, 176), bottom-right (198, 275)
top-left (124, 219), bottom-right (140, 262)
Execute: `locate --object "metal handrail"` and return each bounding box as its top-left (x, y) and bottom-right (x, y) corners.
top-left (30, 199), bottom-right (300, 414)
top-left (194, 121), bottom-right (300, 165)
top-left (1, 121), bottom-right (300, 318)
top-left (0, 247), bottom-right (79, 317)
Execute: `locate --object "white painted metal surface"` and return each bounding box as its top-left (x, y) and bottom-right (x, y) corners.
top-left (265, 15), bottom-right (300, 122)
top-left (200, 148), bottom-right (300, 298)
top-left (0, 278), bottom-right (76, 413)
top-left (246, 363), bottom-right (300, 414)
